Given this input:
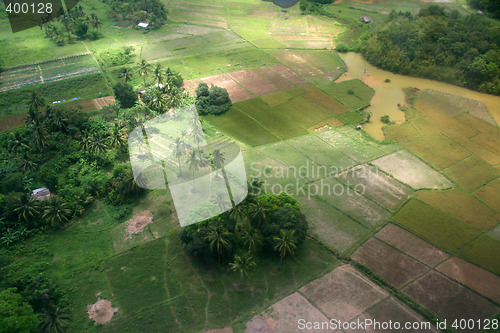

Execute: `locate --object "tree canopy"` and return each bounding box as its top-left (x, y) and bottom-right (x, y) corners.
top-left (195, 83), bottom-right (232, 116)
top-left (361, 7), bottom-right (500, 95)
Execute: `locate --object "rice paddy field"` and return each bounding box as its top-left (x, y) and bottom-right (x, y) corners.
top-left (2, 0), bottom-right (500, 331)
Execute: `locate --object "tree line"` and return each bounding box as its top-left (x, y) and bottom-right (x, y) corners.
top-left (43, 6), bottom-right (101, 45)
top-left (105, 0), bottom-right (168, 28)
top-left (360, 6), bottom-right (500, 95)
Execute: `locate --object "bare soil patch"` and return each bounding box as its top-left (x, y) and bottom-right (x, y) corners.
top-left (375, 223), bottom-right (450, 267)
top-left (87, 298), bottom-right (119, 324)
top-left (346, 297), bottom-right (439, 333)
top-left (125, 211), bottom-right (153, 239)
top-left (268, 64), bottom-right (309, 87)
top-left (201, 74), bottom-right (254, 103)
top-left (228, 70), bottom-right (280, 96)
top-left (403, 271), bottom-right (499, 324)
top-left (352, 238), bottom-right (429, 288)
top-left (183, 78), bottom-right (202, 95)
top-left (252, 67), bottom-right (296, 91)
top-left (437, 257), bottom-right (500, 304)
top-left (299, 265), bottom-right (387, 321)
top-left (246, 292), bottom-right (331, 333)
top-left (94, 96), bottom-right (116, 109)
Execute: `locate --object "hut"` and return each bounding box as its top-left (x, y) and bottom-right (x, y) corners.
top-left (360, 16), bottom-right (372, 23)
top-left (32, 187), bottom-right (50, 200)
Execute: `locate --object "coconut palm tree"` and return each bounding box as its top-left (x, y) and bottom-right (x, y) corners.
top-left (13, 194), bottom-right (41, 225)
top-left (241, 228), bottom-right (263, 253)
top-left (38, 306), bottom-right (70, 333)
top-left (205, 222), bottom-right (232, 263)
top-left (212, 148), bottom-right (235, 207)
top-left (88, 132), bottom-right (110, 157)
top-left (28, 122), bottom-right (49, 152)
top-left (273, 229), bottom-right (297, 266)
top-left (250, 200), bottom-right (270, 228)
top-left (42, 197), bottom-right (71, 228)
top-left (171, 137), bottom-right (186, 176)
top-left (119, 67), bottom-right (133, 82)
top-left (186, 150), bottom-right (201, 189)
top-left (137, 59), bottom-right (151, 86)
top-left (27, 90), bottom-right (45, 114)
top-left (108, 122), bottom-right (126, 148)
top-left (90, 13), bottom-right (101, 33)
top-left (153, 63), bottom-right (163, 85)
top-left (8, 132), bottom-right (29, 154)
top-left (19, 153), bottom-right (38, 173)
top-left (229, 253), bottom-right (256, 282)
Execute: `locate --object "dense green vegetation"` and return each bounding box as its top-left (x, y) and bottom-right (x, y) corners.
top-left (43, 6), bottom-right (102, 45)
top-left (195, 82), bottom-right (232, 116)
top-left (362, 6), bottom-right (500, 95)
top-left (105, 0), bottom-right (168, 28)
top-left (468, 0), bottom-right (500, 18)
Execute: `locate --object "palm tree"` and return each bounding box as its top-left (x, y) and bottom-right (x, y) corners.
top-left (153, 63), bottom-right (163, 85)
top-left (43, 197), bottom-right (71, 228)
top-left (149, 88), bottom-right (166, 112)
top-left (212, 148), bottom-right (235, 207)
top-left (191, 125), bottom-right (205, 159)
top-left (27, 90), bottom-right (45, 113)
top-left (90, 13), bottom-right (101, 33)
top-left (250, 201), bottom-right (270, 228)
top-left (273, 229), bottom-right (297, 266)
top-left (0, 229), bottom-right (20, 247)
top-left (38, 306), bottom-right (70, 333)
top-left (19, 153), bottom-right (38, 173)
top-left (229, 202), bottom-right (249, 231)
top-left (108, 122), bottom-right (126, 148)
top-left (8, 132), bottom-right (29, 154)
top-left (186, 150), bottom-right (201, 189)
top-left (88, 132), bottom-right (109, 157)
top-left (28, 123), bottom-right (49, 152)
top-left (46, 108), bottom-right (68, 132)
top-left (171, 137), bottom-right (186, 176)
top-left (137, 59), bottom-right (151, 86)
top-left (119, 67), bottom-right (133, 82)
top-left (205, 222), bottom-right (232, 263)
top-left (241, 228), bottom-right (263, 253)
top-left (13, 194), bottom-right (41, 225)
top-left (229, 253), bottom-right (256, 282)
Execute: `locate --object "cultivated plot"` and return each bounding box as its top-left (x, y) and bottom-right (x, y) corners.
top-left (371, 150), bottom-right (452, 189)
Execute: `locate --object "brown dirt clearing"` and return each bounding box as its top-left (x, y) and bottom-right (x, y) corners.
top-left (125, 211), bottom-right (154, 239)
top-left (87, 298), bottom-right (119, 324)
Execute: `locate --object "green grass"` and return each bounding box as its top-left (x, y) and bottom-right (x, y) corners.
top-left (443, 155), bottom-right (500, 192)
top-left (459, 235), bottom-right (500, 275)
top-left (413, 189), bottom-right (500, 231)
top-left (204, 108), bottom-right (279, 146)
top-left (402, 133), bottom-right (471, 170)
top-left (0, 73), bottom-right (110, 118)
top-left (392, 200), bottom-right (481, 253)
top-left (323, 79), bottom-right (375, 110)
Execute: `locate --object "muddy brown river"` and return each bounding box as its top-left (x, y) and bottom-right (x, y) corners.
top-left (337, 52), bottom-right (500, 141)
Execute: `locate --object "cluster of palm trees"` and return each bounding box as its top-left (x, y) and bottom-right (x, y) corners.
top-left (80, 122), bottom-right (127, 158)
top-left (187, 186), bottom-right (302, 281)
top-left (43, 6), bottom-right (101, 44)
top-left (1, 196), bottom-right (71, 247)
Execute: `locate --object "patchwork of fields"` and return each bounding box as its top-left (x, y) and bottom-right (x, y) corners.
top-left (1, 0), bottom-right (500, 331)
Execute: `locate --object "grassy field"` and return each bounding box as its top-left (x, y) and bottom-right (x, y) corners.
top-left (3, 194), bottom-right (340, 332)
top-left (0, 73), bottom-right (110, 118)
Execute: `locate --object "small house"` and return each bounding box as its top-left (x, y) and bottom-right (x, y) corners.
top-left (32, 187), bottom-right (50, 200)
top-left (477, 11), bottom-right (484, 16)
top-left (360, 16), bottom-right (372, 23)
top-left (138, 22), bottom-right (149, 29)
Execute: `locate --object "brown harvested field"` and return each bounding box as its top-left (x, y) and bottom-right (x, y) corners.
top-left (474, 178), bottom-right (500, 213)
top-left (472, 132), bottom-right (500, 156)
top-left (403, 271), bottom-right (499, 324)
top-left (268, 64), bottom-right (309, 87)
top-left (413, 189), bottom-right (500, 231)
top-left (299, 265), bottom-right (388, 322)
top-left (325, 117), bottom-right (344, 127)
top-left (183, 78), bottom-right (201, 95)
top-left (345, 298), bottom-right (439, 333)
top-left (461, 140), bottom-right (500, 165)
top-left (228, 69), bottom-right (280, 96)
top-left (201, 74), bottom-right (254, 102)
top-left (0, 113), bottom-right (25, 132)
top-left (443, 155), bottom-right (500, 192)
top-left (94, 95), bottom-right (116, 109)
top-left (304, 86), bottom-right (348, 115)
top-left (437, 257), bottom-right (500, 304)
top-left (352, 238), bottom-right (430, 288)
top-left (252, 67), bottom-right (297, 91)
top-left (375, 224), bottom-right (450, 267)
top-left (245, 292), bottom-right (331, 333)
